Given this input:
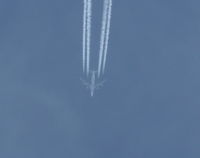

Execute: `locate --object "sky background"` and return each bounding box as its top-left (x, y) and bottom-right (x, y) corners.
top-left (0, 0), bottom-right (200, 157)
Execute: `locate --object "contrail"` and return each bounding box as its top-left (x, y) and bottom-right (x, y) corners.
top-left (86, 0), bottom-right (92, 75)
top-left (82, 0), bottom-right (87, 73)
top-left (98, 0), bottom-right (109, 77)
top-left (102, 0), bottom-right (112, 74)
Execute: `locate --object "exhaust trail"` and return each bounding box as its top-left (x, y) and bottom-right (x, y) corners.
top-left (102, 0), bottom-right (112, 74)
top-left (82, 0), bottom-right (87, 73)
top-left (86, 0), bottom-right (92, 75)
top-left (98, 0), bottom-right (109, 77)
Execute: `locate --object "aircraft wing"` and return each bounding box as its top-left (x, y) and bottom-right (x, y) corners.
top-left (95, 80), bottom-right (106, 89)
top-left (80, 78), bottom-right (90, 88)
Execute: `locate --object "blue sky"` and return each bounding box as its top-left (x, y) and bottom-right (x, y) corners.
top-left (0, 0), bottom-right (200, 157)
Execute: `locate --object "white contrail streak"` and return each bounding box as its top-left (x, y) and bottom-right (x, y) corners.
top-left (86, 0), bottom-right (92, 75)
top-left (102, 0), bottom-right (112, 74)
top-left (98, 0), bottom-right (109, 77)
top-left (82, 0), bottom-right (87, 73)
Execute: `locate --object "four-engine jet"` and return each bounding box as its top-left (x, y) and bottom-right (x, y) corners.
top-left (81, 70), bottom-right (105, 97)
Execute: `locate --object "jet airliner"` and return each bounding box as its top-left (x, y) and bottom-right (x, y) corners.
top-left (81, 70), bottom-right (105, 96)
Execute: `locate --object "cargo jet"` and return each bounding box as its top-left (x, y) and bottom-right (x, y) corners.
top-left (81, 70), bottom-right (105, 97)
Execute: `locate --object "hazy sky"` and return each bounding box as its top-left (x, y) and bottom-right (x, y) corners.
top-left (0, 0), bottom-right (200, 157)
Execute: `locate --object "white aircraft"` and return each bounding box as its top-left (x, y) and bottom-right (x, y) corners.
top-left (81, 70), bottom-right (105, 97)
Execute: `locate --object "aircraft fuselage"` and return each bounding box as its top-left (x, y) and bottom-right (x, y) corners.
top-left (90, 71), bottom-right (96, 96)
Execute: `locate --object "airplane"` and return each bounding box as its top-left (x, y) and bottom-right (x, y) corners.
top-left (81, 70), bottom-right (105, 97)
